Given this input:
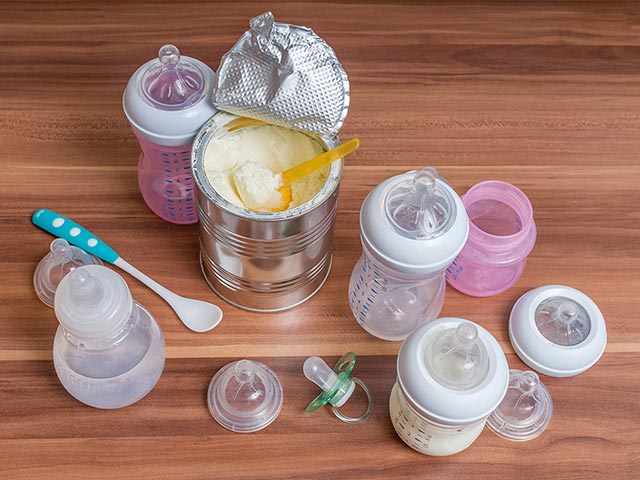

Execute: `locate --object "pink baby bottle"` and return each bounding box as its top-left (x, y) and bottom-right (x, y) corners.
top-left (445, 181), bottom-right (536, 296)
top-left (123, 44), bottom-right (217, 224)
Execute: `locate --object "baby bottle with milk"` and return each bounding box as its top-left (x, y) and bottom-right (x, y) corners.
top-left (389, 318), bottom-right (509, 456)
top-left (348, 167), bottom-right (469, 341)
top-left (53, 265), bottom-right (165, 409)
top-left (123, 44), bottom-right (217, 224)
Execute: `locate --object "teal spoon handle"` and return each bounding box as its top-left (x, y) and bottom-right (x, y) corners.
top-left (32, 209), bottom-right (120, 264)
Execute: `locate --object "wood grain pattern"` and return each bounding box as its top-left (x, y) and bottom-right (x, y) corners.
top-left (1, 1), bottom-right (639, 478)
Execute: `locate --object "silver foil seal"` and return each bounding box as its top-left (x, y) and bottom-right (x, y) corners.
top-left (212, 12), bottom-right (350, 138)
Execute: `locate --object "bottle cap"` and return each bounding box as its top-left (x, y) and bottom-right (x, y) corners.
top-left (487, 369), bottom-right (553, 441)
top-left (360, 168), bottom-right (469, 275)
top-left (509, 285), bottom-right (607, 377)
top-left (54, 265), bottom-right (132, 341)
top-left (33, 238), bottom-right (103, 308)
top-left (122, 44), bottom-right (218, 146)
top-left (207, 359), bottom-right (283, 433)
top-left (397, 317), bottom-right (509, 426)
top-left (304, 352), bottom-right (373, 424)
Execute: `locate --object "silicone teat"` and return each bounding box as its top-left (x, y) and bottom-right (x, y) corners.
top-left (33, 238), bottom-right (103, 308)
top-left (304, 353), bottom-right (373, 424)
top-left (426, 321), bottom-right (490, 390)
top-left (207, 359), bottom-right (283, 433)
top-left (385, 167), bottom-right (456, 240)
top-left (141, 44), bottom-right (206, 110)
top-left (487, 369), bottom-right (553, 441)
top-left (535, 297), bottom-right (591, 346)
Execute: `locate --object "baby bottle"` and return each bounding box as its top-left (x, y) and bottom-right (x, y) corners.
top-left (389, 318), bottom-right (509, 456)
top-left (123, 44), bottom-right (217, 224)
top-left (446, 181), bottom-right (536, 296)
top-left (53, 265), bottom-right (165, 409)
top-left (348, 167), bottom-right (469, 341)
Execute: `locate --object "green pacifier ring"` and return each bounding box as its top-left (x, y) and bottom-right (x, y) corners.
top-left (305, 352), bottom-right (356, 413)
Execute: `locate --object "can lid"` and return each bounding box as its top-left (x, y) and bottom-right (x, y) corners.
top-left (122, 45), bottom-right (218, 145)
top-left (212, 12), bottom-right (350, 138)
top-left (361, 168), bottom-right (469, 275)
top-left (397, 318), bottom-right (509, 425)
top-left (509, 285), bottom-right (607, 377)
top-left (487, 369), bottom-right (553, 441)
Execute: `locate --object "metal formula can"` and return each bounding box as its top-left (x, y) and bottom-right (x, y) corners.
top-left (192, 112), bottom-right (342, 312)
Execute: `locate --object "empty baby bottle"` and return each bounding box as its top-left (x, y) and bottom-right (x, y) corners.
top-left (33, 238), bottom-right (103, 308)
top-left (446, 181), bottom-right (536, 296)
top-left (123, 44), bottom-right (217, 224)
top-left (53, 265), bottom-right (165, 409)
top-left (348, 167), bottom-right (469, 341)
top-left (389, 318), bottom-right (509, 456)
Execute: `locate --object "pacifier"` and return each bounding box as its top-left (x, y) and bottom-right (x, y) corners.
top-left (207, 359), bottom-right (283, 433)
top-left (33, 238), bottom-right (103, 308)
top-left (304, 352), bottom-right (373, 424)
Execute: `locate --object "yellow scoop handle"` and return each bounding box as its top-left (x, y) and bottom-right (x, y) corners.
top-left (280, 138), bottom-right (360, 187)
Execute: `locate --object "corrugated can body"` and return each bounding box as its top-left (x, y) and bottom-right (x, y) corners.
top-left (192, 112), bottom-right (342, 311)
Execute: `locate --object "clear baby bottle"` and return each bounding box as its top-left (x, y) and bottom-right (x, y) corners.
top-left (53, 265), bottom-right (165, 409)
top-left (446, 180), bottom-right (536, 296)
top-left (123, 44), bottom-right (217, 224)
top-left (348, 167), bottom-right (469, 341)
top-left (389, 318), bottom-right (509, 456)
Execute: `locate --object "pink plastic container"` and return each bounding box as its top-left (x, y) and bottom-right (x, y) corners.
top-left (446, 181), bottom-right (536, 297)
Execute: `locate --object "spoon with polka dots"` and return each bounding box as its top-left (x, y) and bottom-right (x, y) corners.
top-left (32, 209), bottom-right (223, 333)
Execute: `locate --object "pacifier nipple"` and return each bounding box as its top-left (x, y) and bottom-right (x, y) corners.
top-left (304, 353), bottom-right (373, 424)
top-left (33, 238), bottom-right (103, 308)
top-left (207, 359), bottom-right (283, 433)
top-left (487, 369), bottom-right (553, 441)
top-left (426, 321), bottom-right (490, 391)
top-left (141, 44), bottom-right (206, 110)
top-left (385, 167), bottom-right (456, 240)
top-left (535, 297), bottom-right (591, 346)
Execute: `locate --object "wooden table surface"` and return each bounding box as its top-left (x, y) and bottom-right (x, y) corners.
top-left (1, 1), bottom-right (639, 478)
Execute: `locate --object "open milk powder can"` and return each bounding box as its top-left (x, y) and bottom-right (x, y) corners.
top-left (389, 317), bottom-right (509, 456)
top-left (191, 13), bottom-right (349, 311)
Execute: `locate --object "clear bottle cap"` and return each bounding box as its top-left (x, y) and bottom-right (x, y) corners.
top-left (425, 321), bottom-right (490, 390)
top-left (535, 297), bottom-right (591, 346)
top-left (34, 239), bottom-right (103, 308)
top-left (487, 369), bottom-right (553, 441)
top-left (384, 167), bottom-right (456, 240)
top-left (140, 44), bottom-right (207, 110)
top-left (54, 265), bottom-right (133, 340)
top-left (207, 359), bottom-right (283, 433)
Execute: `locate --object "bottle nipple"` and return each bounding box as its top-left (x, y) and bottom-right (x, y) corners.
top-left (33, 239), bottom-right (103, 308)
top-left (426, 321), bottom-right (490, 391)
top-left (385, 167), bottom-right (456, 240)
top-left (68, 268), bottom-right (104, 308)
top-left (141, 44), bottom-right (206, 110)
top-left (207, 359), bottom-right (283, 433)
top-left (304, 353), bottom-right (373, 424)
top-left (487, 369), bottom-right (553, 441)
top-left (535, 297), bottom-right (591, 346)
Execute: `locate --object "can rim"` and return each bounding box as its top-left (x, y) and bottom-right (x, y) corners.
top-left (192, 112), bottom-right (343, 221)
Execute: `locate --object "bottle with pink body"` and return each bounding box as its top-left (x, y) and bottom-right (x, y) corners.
top-left (123, 44), bottom-right (217, 224)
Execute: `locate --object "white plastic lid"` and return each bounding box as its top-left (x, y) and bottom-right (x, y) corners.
top-left (33, 238), bottom-right (103, 308)
top-left (360, 168), bottom-right (469, 275)
top-left (54, 265), bottom-right (133, 341)
top-left (123, 44), bottom-right (218, 146)
top-left (509, 285), bottom-right (607, 377)
top-left (207, 359), bottom-right (283, 433)
top-left (487, 369), bottom-right (553, 441)
top-left (397, 317), bottom-right (509, 426)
